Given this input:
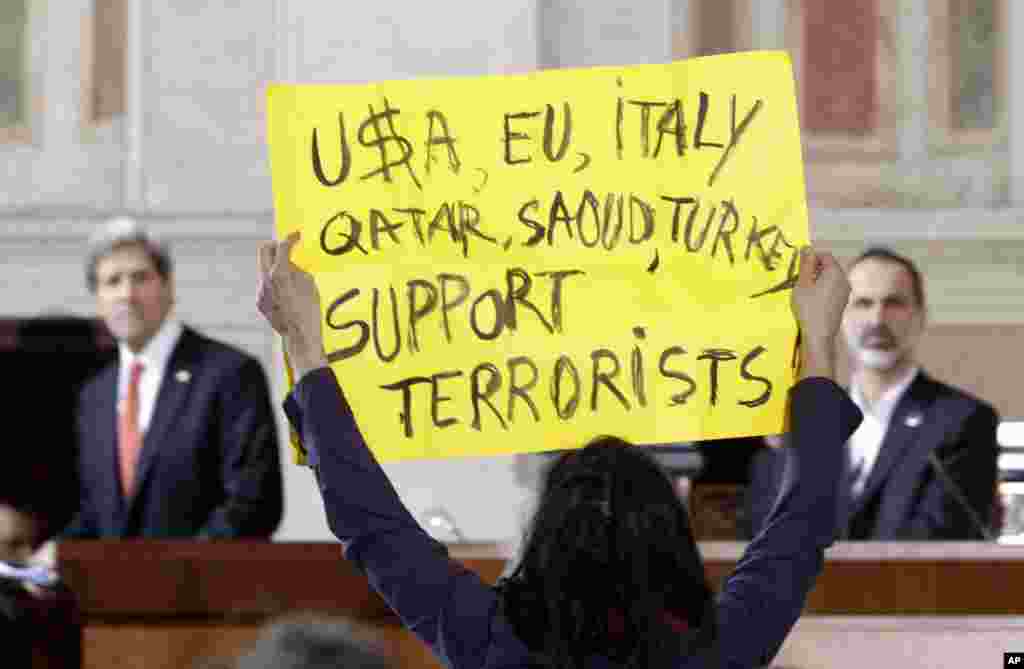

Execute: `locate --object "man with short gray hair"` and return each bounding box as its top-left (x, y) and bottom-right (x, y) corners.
top-left (64, 217), bottom-right (282, 538)
top-left (234, 615), bottom-right (392, 669)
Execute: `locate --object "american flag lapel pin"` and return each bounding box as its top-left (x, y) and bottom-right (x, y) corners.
top-left (904, 412), bottom-right (923, 428)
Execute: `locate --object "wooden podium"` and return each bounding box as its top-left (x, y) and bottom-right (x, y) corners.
top-left (57, 541), bottom-right (507, 668)
top-left (58, 540), bottom-right (1024, 669)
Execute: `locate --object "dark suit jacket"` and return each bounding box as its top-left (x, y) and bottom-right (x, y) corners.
top-left (285, 370), bottom-right (862, 669)
top-left (64, 327), bottom-right (283, 538)
top-left (746, 371), bottom-right (999, 540)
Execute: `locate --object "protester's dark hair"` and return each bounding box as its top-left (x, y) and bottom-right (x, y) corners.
top-left (497, 436), bottom-right (716, 669)
top-left (235, 614), bottom-right (392, 669)
top-left (0, 354), bottom-right (81, 543)
top-left (0, 448), bottom-right (77, 545)
top-left (850, 246), bottom-right (926, 309)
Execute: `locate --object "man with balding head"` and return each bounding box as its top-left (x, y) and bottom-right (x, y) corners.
top-left (746, 247), bottom-right (999, 540)
top-left (838, 247), bottom-right (999, 540)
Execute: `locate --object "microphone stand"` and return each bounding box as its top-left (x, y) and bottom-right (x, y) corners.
top-left (927, 451), bottom-right (996, 542)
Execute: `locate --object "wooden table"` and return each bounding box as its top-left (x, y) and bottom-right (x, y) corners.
top-left (57, 540), bottom-right (1024, 668)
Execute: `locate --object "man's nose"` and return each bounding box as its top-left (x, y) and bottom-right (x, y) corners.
top-left (864, 303), bottom-right (885, 325)
top-left (115, 278), bottom-right (139, 300)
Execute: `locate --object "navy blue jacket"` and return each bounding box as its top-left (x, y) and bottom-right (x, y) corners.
top-left (66, 327), bottom-right (282, 538)
top-left (746, 372), bottom-right (998, 540)
top-left (285, 370), bottom-right (861, 668)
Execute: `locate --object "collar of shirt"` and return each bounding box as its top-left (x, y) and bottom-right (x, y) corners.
top-left (117, 317), bottom-right (184, 430)
top-left (846, 366), bottom-right (920, 491)
top-left (850, 365), bottom-right (920, 426)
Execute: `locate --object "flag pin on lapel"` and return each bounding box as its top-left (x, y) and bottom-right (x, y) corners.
top-left (904, 412), bottom-right (923, 428)
top-left (175, 370), bottom-right (191, 383)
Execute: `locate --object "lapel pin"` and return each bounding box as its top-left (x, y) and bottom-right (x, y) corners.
top-left (175, 370), bottom-right (191, 383)
top-left (904, 412), bottom-right (923, 428)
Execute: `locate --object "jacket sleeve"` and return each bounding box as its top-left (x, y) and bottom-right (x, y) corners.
top-left (199, 357), bottom-right (283, 538)
top-left (284, 368), bottom-right (506, 669)
top-left (715, 377), bottom-right (862, 668)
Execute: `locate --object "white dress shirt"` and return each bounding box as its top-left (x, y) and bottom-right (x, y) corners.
top-left (116, 317), bottom-right (184, 434)
top-left (847, 366), bottom-right (920, 496)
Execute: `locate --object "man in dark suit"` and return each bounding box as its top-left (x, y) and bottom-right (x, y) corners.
top-left (747, 247), bottom-right (999, 540)
top-left (64, 218), bottom-right (282, 538)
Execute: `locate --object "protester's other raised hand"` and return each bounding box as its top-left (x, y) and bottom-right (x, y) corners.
top-left (790, 247), bottom-right (849, 380)
top-left (257, 231), bottom-right (327, 377)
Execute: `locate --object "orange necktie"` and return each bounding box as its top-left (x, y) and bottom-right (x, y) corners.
top-left (118, 361), bottom-right (145, 498)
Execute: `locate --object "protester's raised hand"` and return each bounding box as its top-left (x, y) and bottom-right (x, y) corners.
top-left (257, 231), bottom-right (327, 376)
top-left (790, 247), bottom-right (849, 379)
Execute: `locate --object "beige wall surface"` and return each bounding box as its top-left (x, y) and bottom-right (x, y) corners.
top-left (2, 1), bottom-right (1022, 542)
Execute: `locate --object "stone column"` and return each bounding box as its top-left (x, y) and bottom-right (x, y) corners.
top-left (122, 0), bottom-right (145, 211)
top-left (896, 0), bottom-right (930, 161)
top-left (748, 0), bottom-right (786, 51)
top-left (539, 0), bottom-right (676, 68)
top-left (1008, 0), bottom-right (1024, 204)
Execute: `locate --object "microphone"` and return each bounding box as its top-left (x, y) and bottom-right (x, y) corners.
top-left (926, 450), bottom-right (995, 541)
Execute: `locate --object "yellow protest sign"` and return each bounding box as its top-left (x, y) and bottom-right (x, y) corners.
top-left (266, 50), bottom-right (809, 463)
